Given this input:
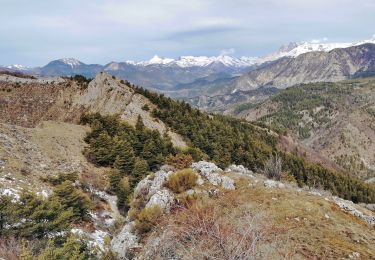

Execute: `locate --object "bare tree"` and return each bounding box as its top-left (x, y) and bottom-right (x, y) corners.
top-left (263, 154), bottom-right (283, 181)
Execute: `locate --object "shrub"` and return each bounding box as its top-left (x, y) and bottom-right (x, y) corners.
top-left (134, 206), bottom-right (163, 234)
top-left (141, 104), bottom-right (150, 111)
top-left (263, 154), bottom-right (283, 181)
top-left (166, 153), bottom-right (193, 170)
top-left (166, 169), bottom-right (198, 193)
top-left (45, 172), bottom-right (78, 186)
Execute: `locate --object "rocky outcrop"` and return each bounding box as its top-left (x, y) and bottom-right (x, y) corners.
top-left (145, 189), bottom-right (175, 213)
top-left (111, 221), bottom-right (141, 259)
top-left (0, 72), bottom-right (187, 148)
top-left (333, 197), bottom-right (375, 225)
top-left (112, 169), bottom-right (176, 259)
top-left (264, 180), bottom-right (286, 189)
top-left (192, 161), bottom-right (235, 190)
top-left (112, 161), bottom-right (239, 258)
top-left (226, 164), bottom-right (254, 176)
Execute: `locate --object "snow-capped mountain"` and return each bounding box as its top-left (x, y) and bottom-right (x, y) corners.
top-left (6, 64), bottom-right (32, 71)
top-left (4, 35), bottom-right (375, 95)
top-left (58, 58), bottom-right (84, 68)
top-left (125, 55), bottom-right (258, 68)
top-left (257, 35), bottom-right (375, 64)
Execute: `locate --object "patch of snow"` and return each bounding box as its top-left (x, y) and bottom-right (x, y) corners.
top-left (71, 228), bottom-right (109, 252)
top-left (125, 55), bottom-right (257, 68)
top-left (59, 58), bottom-right (83, 68)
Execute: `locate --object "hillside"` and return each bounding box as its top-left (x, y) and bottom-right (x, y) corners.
top-left (192, 43), bottom-right (375, 110)
top-left (1, 72), bottom-right (374, 259)
top-left (235, 78), bottom-right (375, 182)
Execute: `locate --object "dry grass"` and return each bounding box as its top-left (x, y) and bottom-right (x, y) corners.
top-left (166, 169), bottom-right (198, 193)
top-left (141, 177), bottom-right (375, 259)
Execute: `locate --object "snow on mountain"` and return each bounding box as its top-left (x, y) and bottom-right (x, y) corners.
top-left (6, 64), bottom-right (31, 71)
top-left (257, 35), bottom-right (375, 64)
top-left (58, 58), bottom-right (83, 68)
top-left (125, 55), bottom-right (258, 68)
top-left (141, 55), bottom-right (175, 66)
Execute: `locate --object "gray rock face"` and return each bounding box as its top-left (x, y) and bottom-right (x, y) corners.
top-left (192, 161), bottom-right (222, 176)
top-left (221, 176), bottom-right (235, 190)
top-left (134, 169), bottom-right (173, 203)
top-left (146, 189), bottom-right (175, 213)
top-left (111, 221), bottom-right (140, 260)
top-left (192, 161), bottom-right (235, 190)
top-left (112, 170), bottom-right (176, 258)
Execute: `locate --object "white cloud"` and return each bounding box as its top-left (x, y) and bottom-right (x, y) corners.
top-left (1, 0), bottom-right (375, 65)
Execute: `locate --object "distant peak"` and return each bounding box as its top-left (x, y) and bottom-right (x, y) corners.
top-left (58, 58), bottom-right (83, 67)
top-left (278, 42), bottom-right (300, 52)
top-left (147, 55), bottom-right (175, 65)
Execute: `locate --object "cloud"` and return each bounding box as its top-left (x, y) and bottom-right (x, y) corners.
top-left (220, 48), bottom-right (235, 56)
top-left (1, 0), bottom-right (375, 65)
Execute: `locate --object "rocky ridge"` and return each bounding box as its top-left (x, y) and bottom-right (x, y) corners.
top-left (111, 161), bottom-right (375, 259)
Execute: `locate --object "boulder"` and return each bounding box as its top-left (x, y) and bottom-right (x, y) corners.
top-left (264, 179), bottom-right (285, 189)
top-left (192, 161), bottom-right (235, 189)
top-left (221, 176), bottom-right (235, 190)
top-left (134, 170), bottom-right (173, 201)
top-left (192, 161), bottom-right (222, 176)
top-left (226, 164), bottom-right (254, 176)
top-left (146, 189), bottom-right (175, 213)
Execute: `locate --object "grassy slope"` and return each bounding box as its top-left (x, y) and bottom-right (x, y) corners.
top-left (142, 173), bottom-right (375, 259)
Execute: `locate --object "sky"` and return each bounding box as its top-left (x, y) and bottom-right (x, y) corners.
top-left (1, 0), bottom-right (375, 66)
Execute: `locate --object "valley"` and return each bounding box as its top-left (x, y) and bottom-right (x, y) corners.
top-left (234, 78), bottom-right (375, 182)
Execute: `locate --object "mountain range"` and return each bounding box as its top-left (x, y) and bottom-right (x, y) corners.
top-left (2, 36), bottom-right (375, 112)
top-left (3, 36), bottom-right (375, 92)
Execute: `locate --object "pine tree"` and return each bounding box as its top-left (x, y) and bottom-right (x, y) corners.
top-left (116, 185), bottom-right (130, 213)
top-left (108, 169), bottom-right (122, 194)
top-left (135, 115), bottom-right (145, 132)
top-left (88, 132), bottom-right (114, 165)
top-left (141, 139), bottom-right (158, 168)
top-left (134, 115), bottom-right (146, 155)
top-left (130, 158), bottom-right (149, 188)
top-left (113, 141), bottom-right (135, 175)
top-left (53, 181), bottom-right (91, 221)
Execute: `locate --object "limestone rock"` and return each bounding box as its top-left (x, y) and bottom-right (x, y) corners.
top-left (111, 221), bottom-right (140, 260)
top-left (221, 176), bottom-right (235, 190)
top-left (264, 179), bottom-right (285, 189)
top-left (226, 164), bottom-right (253, 176)
top-left (192, 161), bottom-right (236, 190)
top-left (146, 189), bottom-right (175, 213)
top-left (333, 197), bottom-right (375, 225)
